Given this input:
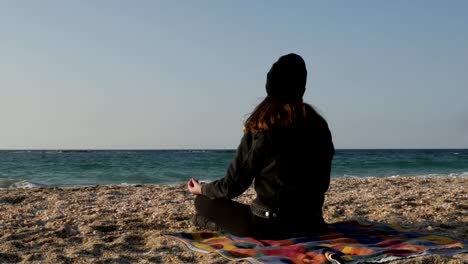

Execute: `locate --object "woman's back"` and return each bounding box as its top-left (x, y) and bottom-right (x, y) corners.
top-left (250, 105), bottom-right (334, 233)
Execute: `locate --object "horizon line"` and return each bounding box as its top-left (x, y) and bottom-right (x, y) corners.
top-left (1, 148), bottom-right (467, 151)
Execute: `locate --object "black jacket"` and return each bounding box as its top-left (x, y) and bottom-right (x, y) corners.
top-left (201, 115), bottom-right (334, 229)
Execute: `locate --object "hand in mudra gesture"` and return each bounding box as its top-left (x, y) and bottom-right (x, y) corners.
top-left (187, 178), bottom-right (202, 195)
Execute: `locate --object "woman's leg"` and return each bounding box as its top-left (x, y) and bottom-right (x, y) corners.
top-left (194, 195), bottom-right (253, 237)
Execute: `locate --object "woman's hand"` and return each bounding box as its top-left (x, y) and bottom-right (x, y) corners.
top-left (187, 178), bottom-right (202, 195)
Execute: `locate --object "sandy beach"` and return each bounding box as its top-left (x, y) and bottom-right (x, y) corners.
top-left (0, 177), bottom-right (466, 263)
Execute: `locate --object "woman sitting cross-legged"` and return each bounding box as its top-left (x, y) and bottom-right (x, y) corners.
top-left (187, 53), bottom-right (335, 239)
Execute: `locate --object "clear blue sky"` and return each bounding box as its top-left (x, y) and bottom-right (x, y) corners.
top-left (1, 1), bottom-right (467, 149)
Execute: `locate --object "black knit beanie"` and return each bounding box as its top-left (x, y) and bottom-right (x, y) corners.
top-left (265, 53), bottom-right (307, 102)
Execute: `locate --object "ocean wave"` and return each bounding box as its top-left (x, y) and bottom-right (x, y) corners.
top-left (336, 172), bottom-right (468, 179)
top-left (342, 174), bottom-right (371, 179)
top-left (448, 172), bottom-right (468, 177)
top-left (0, 179), bottom-right (45, 189)
top-left (411, 172), bottom-right (468, 178)
top-left (2, 172), bottom-right (466, 190)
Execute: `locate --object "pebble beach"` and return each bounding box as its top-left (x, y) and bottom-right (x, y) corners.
top-left (0, 177), bottom-right (466, 263)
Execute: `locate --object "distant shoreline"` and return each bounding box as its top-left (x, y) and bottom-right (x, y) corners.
top-left (1, 148), bottom-right (468, 151)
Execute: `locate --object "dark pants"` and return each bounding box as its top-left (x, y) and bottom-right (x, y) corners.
top-left (194, 195), bottom-right (325, 239)
top-left (194, 195), bottom-right (281, 239)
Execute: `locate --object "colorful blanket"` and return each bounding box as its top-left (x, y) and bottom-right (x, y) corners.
top-left (164, 221), bottom-right (466, 264)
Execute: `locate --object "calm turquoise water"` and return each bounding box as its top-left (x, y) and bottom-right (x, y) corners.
top-left (0, 149), bottom-right (467, 188)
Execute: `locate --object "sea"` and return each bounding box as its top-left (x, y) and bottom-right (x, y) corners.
top-left (0, 149), bottom-right (467, 189)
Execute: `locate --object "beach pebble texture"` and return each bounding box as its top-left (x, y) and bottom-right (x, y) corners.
top-left (0, 177), bottom-right (466, 263)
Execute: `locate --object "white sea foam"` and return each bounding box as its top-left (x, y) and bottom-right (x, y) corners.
top-left (336, 172), bottom-right (468, 179)
top-left (414, 172), bottom-right (468, 178)
top-left (118, 182), bottom-right (137, 186)
top-left (448, 172), bottom-right (468, 178)
top-left (0, 179), bottom-right (45, 189)
top-left (342, 174), bottom-right (363, 178)
top-left (10, 180), bottom-right (44, 189)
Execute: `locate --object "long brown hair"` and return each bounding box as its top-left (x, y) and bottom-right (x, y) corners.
top-left (244, 96), bottom-right (321, 133)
